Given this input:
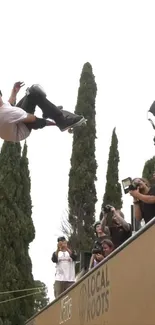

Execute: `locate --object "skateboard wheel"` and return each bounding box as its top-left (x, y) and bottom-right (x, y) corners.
top-left (68, 128), bottom-right (73, 133)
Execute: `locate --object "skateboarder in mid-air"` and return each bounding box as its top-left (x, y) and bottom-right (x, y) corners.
top-left (0, 82), bottom-right (85, 142)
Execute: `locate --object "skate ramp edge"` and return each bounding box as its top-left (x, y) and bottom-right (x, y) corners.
top-left (26, 218), bottom-right (155, 325)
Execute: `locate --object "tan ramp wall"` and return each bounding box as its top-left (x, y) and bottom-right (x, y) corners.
top-left (26, 221), bottom-right (155, 325)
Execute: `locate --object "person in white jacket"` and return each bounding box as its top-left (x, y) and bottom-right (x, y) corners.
top-left (52, 236), bottom-right (77, 298)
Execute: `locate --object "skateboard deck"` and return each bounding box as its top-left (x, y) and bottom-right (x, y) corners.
top-left (61, 110), bottom-right (87, 133)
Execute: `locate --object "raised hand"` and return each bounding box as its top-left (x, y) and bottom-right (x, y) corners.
top-left (12, 81), bottom-right (25, 95)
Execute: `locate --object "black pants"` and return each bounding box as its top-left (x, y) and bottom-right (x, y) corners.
top-left (16, 91), bottom-right (63, 130)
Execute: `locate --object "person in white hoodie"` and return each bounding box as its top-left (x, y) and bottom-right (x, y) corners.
top-left (0, 82), bottom-right (84, 142)
top-left (52, 236), bottom-right (77, 298)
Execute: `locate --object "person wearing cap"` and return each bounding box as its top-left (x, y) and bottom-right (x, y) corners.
top-left (51, 236), bottom-right (77, 298)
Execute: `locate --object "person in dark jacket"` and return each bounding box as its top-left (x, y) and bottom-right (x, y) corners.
top-left (101, 207), bottom-right (132, 248)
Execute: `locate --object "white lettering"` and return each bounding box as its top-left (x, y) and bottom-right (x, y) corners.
top-left (59, 295), bottom-right (72, 324)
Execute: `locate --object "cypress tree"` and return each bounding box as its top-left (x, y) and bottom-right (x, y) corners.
top-left (19, 142), bottom-right (35, 243)
top-left (34, 281), bottom-right (49, 313)
top-left (142, 156), bottom-right (155, 184)
top-left (68, 62), bottom-right (97, 253)
top-left (0, 142), bottom-right (24, 325)
top-left (0, 141), bottom-right (22, 202)
top-left (101, 128), bottom-right (122, 210)
top-left (17, 142), bottom-right (35, 321)
top-left (0, 142), bottom-right (35, 324)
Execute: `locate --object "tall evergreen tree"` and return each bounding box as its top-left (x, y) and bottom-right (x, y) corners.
top-left (68, 62), bottom-right (97, 253)
top-left (142, 156), bottom-right (155, 183)
top-left (17, 142), bottom-right (35, 321)
top-left (34, 281), bottom-right (49, 313)
top-left (0, 141), bottom-right (24, 325)
top-left (101, 128), bottom-right (122, 211)
top-left (0, 142), bottom-right (35, 325)
top-left (0, 141), bottom-right (22, 202)
top-left (19, 142), bottom-right (35, 243)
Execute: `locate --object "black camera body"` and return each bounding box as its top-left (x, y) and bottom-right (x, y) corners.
top-left (92, 247), bottom-right (103, 254)
top-left (128, 183), bottom-right (139, 192)
top-left (92, 240), bottom-right (103, 255)
top-left (101, 205), bottom-right (115, 227)
top-left (122, 177), bottom-right (139, 194)
top-left (103, 204), bottom-right (113, 213)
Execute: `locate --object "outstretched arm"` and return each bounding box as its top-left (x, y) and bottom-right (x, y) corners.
top-left (9, 81), bottom-right (25, 106)
top-left (112, 209), bottom-right (130, 231)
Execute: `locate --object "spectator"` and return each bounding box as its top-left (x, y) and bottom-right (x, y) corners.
top-left (101, 239), bottom-right (114, 257)
top-left (89, 249), bottom-right (104, 269)
top-left (89, 238), bottom-right (114, 270)
top-left (52, 236), bottom-right (77, 298)
top-left (89, 221), bottom-right (110, 269)
top-left (130, 177), bottom-right (155, 224)
top-left (93, 252), bottom-right (104, 265)
top-left (94, 221), bottom-right (110, 242)
top-left (101, 206), bottom-right (132, 248)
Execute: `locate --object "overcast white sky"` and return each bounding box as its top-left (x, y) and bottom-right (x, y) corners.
top-left (1, 0), bottom-right (155, 301)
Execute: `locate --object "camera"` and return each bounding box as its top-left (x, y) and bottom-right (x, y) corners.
top-left (122, 177), bottom-right (139, 194)
top-left (92, 247), bottom-right (103, 254)
top-left (103, 205), bottom-right (113, 213)
top-left (101, 205), bottom-right (115, 227)
top-left (92, 240), bottom-right (103, 255)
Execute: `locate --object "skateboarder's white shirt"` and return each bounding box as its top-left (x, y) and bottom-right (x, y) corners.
top-left (0, 102), bottom-right (31, 142)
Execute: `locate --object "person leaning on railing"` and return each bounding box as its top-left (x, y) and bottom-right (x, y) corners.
top-left (89, 221), bottom-right (110, 270)
top-left (89, 238), bottom-right (114, 270)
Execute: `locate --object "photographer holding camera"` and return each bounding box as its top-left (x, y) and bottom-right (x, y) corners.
top-left (89, 221), bottom-right (110, 269)
top-left (100, 205), bottom-right (132, 248)
top-left (51, 236), bottom-right (77, 298)
top-left (129, 178), bottom-right (155, 224)
top-left (89, 236), bottom-right (115, 270)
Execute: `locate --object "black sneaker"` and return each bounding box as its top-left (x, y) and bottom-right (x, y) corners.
top-left (42, 105), bottom-right (63, 119)
top-left (58, 114), bottom-right (85, 132)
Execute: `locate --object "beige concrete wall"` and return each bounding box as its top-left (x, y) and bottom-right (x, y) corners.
top-left (26, 222), bottom-right (155, 325)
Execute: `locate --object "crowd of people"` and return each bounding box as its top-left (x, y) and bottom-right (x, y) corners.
top-left (52, 176), bottom-right (155, 298)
